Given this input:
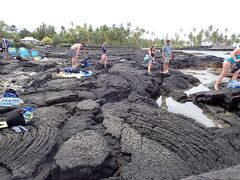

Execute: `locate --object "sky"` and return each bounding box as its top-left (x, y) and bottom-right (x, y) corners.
top-left (1, 0), bottom-right (239, 39)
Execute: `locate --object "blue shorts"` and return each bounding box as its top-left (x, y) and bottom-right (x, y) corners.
top-left (224, 57), bottom-right (235, 65)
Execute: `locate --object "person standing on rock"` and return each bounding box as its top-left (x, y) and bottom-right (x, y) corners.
top-left (67, 42), bottom-right (84, 67)
top-left (99, 42), bottom-right (108, 67)
top-left (1, 38), bottom-right (10, 52)
top-left (162, 40), bottom-right (173, 73)
top-left (147, 46), bottom-right (156, 74)
top-left (214, 47), bottom-right (240, 90)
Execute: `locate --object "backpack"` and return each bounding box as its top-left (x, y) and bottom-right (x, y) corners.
top-left (5, 107), bottom-right (34, 127)
top-left (143, 54), bottom-right (151, 62)
top-left (6, 108), bottom-right (26, 127)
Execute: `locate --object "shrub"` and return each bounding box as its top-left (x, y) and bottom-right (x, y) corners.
top-left (25, 42), bottom-right (35, 48)
top-left (42, 36), bottom-right (53, 45)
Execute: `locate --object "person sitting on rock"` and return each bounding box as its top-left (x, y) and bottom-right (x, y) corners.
top-left (147, 46), bottom-right (156, 74)
top-left (99, 42), bottom-right (108, 67)
top-left (67, 41), bottom-right (84, 67)
top-left (214, 47), bottom-right (240, 90)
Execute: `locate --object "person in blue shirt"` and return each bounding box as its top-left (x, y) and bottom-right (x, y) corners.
top-left (162, 40), bottom-right (173, 73)
top-left (1, 38), bottom-right (10, 52)
top-left (214, 47), bottom-right (240, 90)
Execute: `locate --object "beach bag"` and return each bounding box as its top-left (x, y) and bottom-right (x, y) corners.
top-left (5, 107), bottom-right (33, 127)
top-left (6, 109), bottom-right (26, 127)
top-left (144, 54), bottom-right (151, 62)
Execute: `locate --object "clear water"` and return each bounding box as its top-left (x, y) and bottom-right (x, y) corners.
top-left (157, 69), bottom-right (230, 128)
top-left (182, 50), bottom-right (231, 59)
top-left (157, 96), bottom-right (217, 127)
top-left (181, 69), bottom-right (229, 86)
top-left (156, 50), bottom-right (232, 127)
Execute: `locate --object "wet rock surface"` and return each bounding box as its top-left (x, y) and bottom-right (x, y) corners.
top-left (0, 47), bottom-right (240, 180)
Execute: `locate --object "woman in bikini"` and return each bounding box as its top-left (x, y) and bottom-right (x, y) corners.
top-left (214, 47), bottom-right (240, 90)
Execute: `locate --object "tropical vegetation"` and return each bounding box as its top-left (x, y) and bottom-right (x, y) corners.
top-left (0, 20), bottom-right (239, 48)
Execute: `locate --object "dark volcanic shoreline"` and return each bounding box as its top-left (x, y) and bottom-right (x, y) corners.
top-left (1, 47), bottom-right (240, 180)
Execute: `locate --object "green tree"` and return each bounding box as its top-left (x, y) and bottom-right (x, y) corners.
top-left (36, 23), bottom-right (56, 40)
top-left (18, 28), bottom-right (32, 39)
top-left (0, 20), bottom-right (10, 37)
top-left (195, 29), bottom-right (204, 46)
top-left (52, 34), bottom-right (63, 46)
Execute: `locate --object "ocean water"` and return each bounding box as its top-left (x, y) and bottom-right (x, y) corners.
top-left (182, 50), bottom-right (231, 59)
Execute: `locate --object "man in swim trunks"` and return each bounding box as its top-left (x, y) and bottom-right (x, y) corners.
top-left (67, 42), bottom-right (84, 67)
top-left (214, 47), bottom-right (240, 90)
top-left (162, 40), bottom-right (173, 73)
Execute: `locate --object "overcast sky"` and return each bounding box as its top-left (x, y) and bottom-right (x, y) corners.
top-left (1, 0), bottom-right (239, 38)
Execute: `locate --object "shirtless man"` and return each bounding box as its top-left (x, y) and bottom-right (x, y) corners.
top-left (67, 42), bottom-right (84, 67)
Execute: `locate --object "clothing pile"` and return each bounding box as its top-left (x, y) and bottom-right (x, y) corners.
top-left (226, 80), bottom-right (240, 88)
top-left (0, 89), bottom-right (24, 107)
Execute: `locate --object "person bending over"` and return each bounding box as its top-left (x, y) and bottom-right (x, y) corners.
top-left (214, 47), bottom-right (240, 90)
top-left (67, 42), bottom-right (84, 67)
top-left (147, 46), bottom-right (156, 74)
